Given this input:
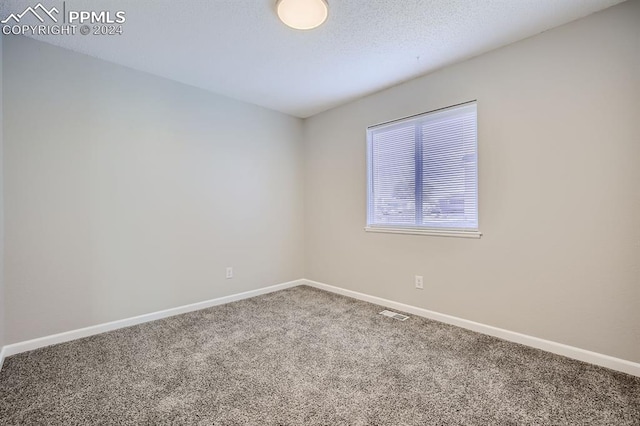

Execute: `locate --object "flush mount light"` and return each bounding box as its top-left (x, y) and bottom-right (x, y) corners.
top-left (276, 0), bottom-right (329, 30)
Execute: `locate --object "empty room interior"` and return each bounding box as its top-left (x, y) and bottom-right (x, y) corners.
top-left (0, 0), bottom-right (639, 424)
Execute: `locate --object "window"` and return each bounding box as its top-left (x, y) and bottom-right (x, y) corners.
top-left (366, 101), bottom-right (480, 238)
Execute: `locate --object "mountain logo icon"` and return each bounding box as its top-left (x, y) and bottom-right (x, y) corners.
top-left (1, 3), bottom-right (59, 24)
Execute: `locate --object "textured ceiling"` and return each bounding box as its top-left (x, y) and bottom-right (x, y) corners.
top-left (1, 0), bottom-right (626, 117)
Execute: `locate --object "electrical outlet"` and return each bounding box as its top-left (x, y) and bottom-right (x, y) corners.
top-left (226, 267), bottom-right (233, 279)
top-left (415, 275), bottom-right (424, 289)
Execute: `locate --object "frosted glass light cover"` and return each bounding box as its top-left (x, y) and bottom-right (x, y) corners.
top-left (277, 0), bottom-right (328, 30)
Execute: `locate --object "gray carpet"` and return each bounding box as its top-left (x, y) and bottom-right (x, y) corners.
top-left (0, 286), bottom-right (638, 425)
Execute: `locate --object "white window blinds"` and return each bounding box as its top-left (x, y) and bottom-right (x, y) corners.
top-left (367, 102), bottom-right (478, 233)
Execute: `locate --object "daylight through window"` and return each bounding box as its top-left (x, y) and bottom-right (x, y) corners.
top-left (366, 101), bottom-right (479, 236)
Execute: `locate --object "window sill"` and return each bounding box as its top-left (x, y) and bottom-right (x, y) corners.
top-left (364, 226), bottom-right (482, 239)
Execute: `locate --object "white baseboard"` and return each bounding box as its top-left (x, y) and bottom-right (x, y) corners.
top-left (1, 279), bottom-right (303, 360)
top-left (303, 279), bottom-right (640, 377)
top-left (2, 278), bottom-right (638, 378)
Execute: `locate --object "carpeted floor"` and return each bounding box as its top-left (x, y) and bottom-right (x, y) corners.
top-left (0, 286), bottom-right (638, 425)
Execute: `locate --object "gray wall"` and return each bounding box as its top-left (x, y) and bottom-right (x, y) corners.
top-left (0, 32), bottom-right (4, 350)
top-left (303, 1), bottom-right (640, 363)
top-left (3, 36), bottom-right (304, 344)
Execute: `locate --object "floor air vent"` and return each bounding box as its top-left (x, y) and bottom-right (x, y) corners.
top-left (379, 310), bottom-right (409, 321)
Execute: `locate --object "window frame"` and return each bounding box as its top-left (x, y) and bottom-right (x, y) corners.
top-left (365, 101), bottom-right (482, 239)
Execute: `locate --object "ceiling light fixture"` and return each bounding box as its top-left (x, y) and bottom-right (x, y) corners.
top-left (276, 0), bottom-right (329, 30)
